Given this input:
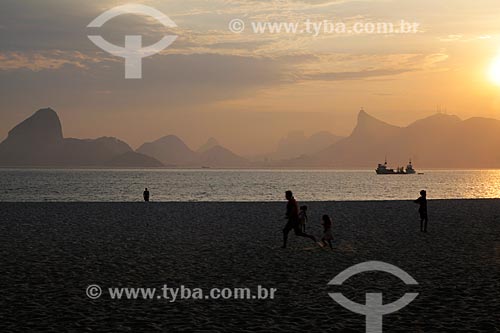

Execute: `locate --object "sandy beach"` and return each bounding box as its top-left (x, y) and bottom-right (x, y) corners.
top-left (0, 200), bottom-right (498, 332)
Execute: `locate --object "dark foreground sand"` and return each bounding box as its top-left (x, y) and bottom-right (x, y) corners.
top-left (0, 200), bottom-right (499, 332)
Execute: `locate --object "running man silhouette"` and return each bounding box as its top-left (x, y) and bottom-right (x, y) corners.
top-left (282, 190), bottom-right (316, 248)
top-left (414, 190), bottom-right (428, 232)
top-left (143, 188), bottom-right (150, 202)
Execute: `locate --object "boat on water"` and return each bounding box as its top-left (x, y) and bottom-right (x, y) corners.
top-left (376, 158), bottom-right (416, 175)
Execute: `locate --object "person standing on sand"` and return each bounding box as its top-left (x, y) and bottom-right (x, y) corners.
top-left (282, 191), bottom-right (316, 248)
top-left (143, 188), bottom-right (150, 202)
top-left (414, 190), bottom-right (428, 232)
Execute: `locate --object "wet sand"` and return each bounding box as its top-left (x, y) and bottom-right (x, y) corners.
top-left (0, 200), bottom-right (498, 332)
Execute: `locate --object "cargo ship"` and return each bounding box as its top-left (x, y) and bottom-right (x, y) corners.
top-left (376, 158), bottom-right (416, 174)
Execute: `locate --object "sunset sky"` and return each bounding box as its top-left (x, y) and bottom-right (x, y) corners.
top-left (2, 0), bottom-right (500, 155)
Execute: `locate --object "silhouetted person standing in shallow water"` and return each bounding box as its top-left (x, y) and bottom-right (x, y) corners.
top-left (414, 190), bottom-right (428, 232)
top-left (143, 188), bottom-right (150, 202)
top-left (282, 191), bottom-right (316, 248)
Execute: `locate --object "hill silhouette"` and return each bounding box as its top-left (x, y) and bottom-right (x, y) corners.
top-left (4, 108), bottom-right (500, 168)
top-left (291, 110), bottom-right (500, 168)
top-left (104, 151), bottom-right (164, 168)
top-left (137, 135), bottom-right (249, 167)
top-left (0, 108), bottom-right (163, 167)
top-left (197, 145), bottom-right (249, 168)
top-left (197, 137), bottom-right (220, 153)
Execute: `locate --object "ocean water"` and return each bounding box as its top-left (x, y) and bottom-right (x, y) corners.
top-left (1, 169), bottom-right (500, 202)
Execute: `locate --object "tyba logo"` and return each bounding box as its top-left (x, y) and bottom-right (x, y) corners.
top-left (328, 261), bottom-right (419, 333)
top-left (87, 4), bottom-right (178, 79)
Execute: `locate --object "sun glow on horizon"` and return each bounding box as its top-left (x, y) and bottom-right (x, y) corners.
top-left (489, 56), bottom-right (500, 86)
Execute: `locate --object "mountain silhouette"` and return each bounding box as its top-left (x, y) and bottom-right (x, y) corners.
top-left (305, 110), bottom-right (402, 167)
top-left (137, 135), bottom-right (198, 166)
top-left (350, 110), bottom-right (401, 139)
top-left (104, 151), bottom-right (164, 167)
top-left (0, 108), bottom-right (163, 167)
top-left (197, 145), bottom-right (249, 168)
top-left (197, 137), bottom-right (220, 153)
top-left (4, 108), bottom-right (63, 145)
top-left (5, 108), bottom-right (500, 168)
top-left (295, 110), bottom-right (500, 168)
top-left (137, 135), bottom-right (249, 167)
top-left (0, 108), bottom-right (64, 165)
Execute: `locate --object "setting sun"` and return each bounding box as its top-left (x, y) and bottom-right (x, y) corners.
top-left (489, 57), bottom-right (500, 85)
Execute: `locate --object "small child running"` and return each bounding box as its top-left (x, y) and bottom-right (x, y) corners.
top-left (298, 205), bottom-right (308, 233)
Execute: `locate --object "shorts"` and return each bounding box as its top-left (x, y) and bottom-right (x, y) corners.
top-left (284, 219), bottom-right (303, 235)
